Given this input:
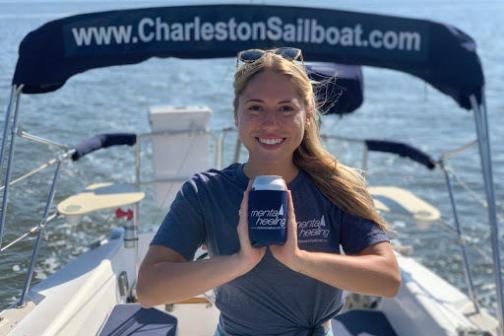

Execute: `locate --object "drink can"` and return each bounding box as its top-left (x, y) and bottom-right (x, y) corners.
top-left (248, 175), bottom-right (288, 247)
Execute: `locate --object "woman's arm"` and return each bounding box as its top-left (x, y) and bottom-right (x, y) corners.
top-left (287, 242), bottom-right (400, 297)
top-left (270, 192), bottom-right (401, 298)
top-left (137, 245), bottom-right (247, 307)
top-left (137, 187), bottom-right (265, 307)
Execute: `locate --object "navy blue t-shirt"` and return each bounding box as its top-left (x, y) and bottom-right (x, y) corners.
top-left (151, 163), bottom-right (389, 336)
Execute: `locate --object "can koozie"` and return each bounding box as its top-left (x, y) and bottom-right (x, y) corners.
top-left (248, 176), bottom-right (288, 247)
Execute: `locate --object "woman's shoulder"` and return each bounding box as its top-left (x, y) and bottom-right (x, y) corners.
top-left (290, 170), bottom-right (344, 222)
top-left (294, 170), bottom-right (335, 206)
top-left (296, 169), bottom-right (367, 220)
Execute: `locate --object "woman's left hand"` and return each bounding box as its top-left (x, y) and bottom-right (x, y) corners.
top-left (271, 192), bottom-right (401, 297)
top-left (270, 191), bottom-right (305, 272)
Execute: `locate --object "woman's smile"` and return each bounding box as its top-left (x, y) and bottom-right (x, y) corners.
top-left (257, 137), bottom-right (284, 145)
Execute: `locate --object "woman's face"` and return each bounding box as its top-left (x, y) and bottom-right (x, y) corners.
top-left (235, 70), bottom-right (310, 167)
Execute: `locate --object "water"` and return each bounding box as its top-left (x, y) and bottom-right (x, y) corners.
top-left (0, 0), bottom-right (503, 318)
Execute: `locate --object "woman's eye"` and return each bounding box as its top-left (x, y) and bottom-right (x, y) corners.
top-left (280, 105), bottom-right (295, 113)
top-left (247, 105), bottom-right (262, 113)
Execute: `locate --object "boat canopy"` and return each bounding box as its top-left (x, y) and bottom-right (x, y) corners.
top-left (307, 63), bottom-right (363, 115)
top-left (12, 4), bottom-right (483, 109)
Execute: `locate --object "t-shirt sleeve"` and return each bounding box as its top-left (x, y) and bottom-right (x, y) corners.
top-left (150, 178), bottom-right (205, 261)
top-left (339, 210), bottom-right (389, 255)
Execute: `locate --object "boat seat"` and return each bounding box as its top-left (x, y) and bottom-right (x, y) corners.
top-left (331, 310), bottom-right (398, 336)
top-left (369, 186), bottom-right (441, 223)
top-left (57, 182), bottom-right (145, 216)
top-left (99, 304), bottom-right (177, 336)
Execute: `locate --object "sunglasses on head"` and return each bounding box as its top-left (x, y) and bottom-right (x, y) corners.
top-left (236, 47), bottom-right (303, 66)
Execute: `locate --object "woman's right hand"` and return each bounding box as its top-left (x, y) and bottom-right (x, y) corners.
top-left (235, 184), bottom-right (266, 274)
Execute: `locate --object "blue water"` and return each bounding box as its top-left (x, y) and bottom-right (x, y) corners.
top-left (0, 0), bottom-right (503, 317)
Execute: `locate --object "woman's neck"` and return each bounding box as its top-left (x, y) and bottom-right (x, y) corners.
top-left (243, 160), bottom-right (299, 183)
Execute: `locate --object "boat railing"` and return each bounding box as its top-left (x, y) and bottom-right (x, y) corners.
top-left (322, 133), bottom-right (500, 316)
top-left (0, 126), bottom-right (238, 306)
top-left (0, 125), bottom-right (502, 314)
top-left (0, 131), bottom-right (72, 255)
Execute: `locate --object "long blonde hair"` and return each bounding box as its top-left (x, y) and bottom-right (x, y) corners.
top-left (234, 52), bottom-right (388, 231)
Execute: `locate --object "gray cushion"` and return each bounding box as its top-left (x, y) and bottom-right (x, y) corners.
top-left (331, 310), bottom-right (398, 336)
top-left (99, 304), bottom-right (177, 336)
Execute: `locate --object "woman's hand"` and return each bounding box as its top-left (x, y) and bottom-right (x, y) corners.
top-left (269, 192), bottom-right (400, 297)
top-left (270, 191), bottom-right (305, 272)
top-left (235, 184), bottom-right (266, 275)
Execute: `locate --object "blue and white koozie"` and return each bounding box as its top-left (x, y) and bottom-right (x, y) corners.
top-left (248, 175), bottom-right (289, 247)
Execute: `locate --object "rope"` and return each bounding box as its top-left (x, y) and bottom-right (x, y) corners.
top-left (0, 213), bottom-right (57, 252)
top-left (445, 166), bottom-right (504, 224)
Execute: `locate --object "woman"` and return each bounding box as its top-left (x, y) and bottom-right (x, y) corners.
top-left (137, 48), bottom-right (401, 336)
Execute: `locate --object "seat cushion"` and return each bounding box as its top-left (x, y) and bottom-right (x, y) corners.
top-left (331, 310), bottom-right (398, 336)
top-left (99, 304), bottom-right (177, 336)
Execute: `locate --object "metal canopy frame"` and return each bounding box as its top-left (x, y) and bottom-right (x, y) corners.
top-left (470, 93), bottom-right (503, 334)
top-left (0, 85), bottom-right (23, 248)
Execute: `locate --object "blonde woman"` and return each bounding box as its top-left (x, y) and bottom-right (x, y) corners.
top-left (137, 48), bottom-right (400, 336)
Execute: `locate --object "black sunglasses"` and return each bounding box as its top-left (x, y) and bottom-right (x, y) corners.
top-left (236, 47), bottom-right (303, 66)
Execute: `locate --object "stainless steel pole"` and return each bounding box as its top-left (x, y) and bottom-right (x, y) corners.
top-left (440, 161), bottom-right (479, 314)
top-left (18, 158), bottom-right (62, 306)
top-left (470, 94), bottom-right (503, 335)
top-left (234, 139), bottom-right (241, 163)
top-left (128, 137), bottom-right (141, 300)
top-left (125, 137), bottom-right (140, 249)
top-left (216, 131), bottom-right (225, 169)
top-left (0, 86), bottom-right (16, 175)
top-left (0, 86), bottom-right (22, 249)
top-left (0, 86), bottom-right (16, 248)
top-left (362, 145), bottom-right (369, 176)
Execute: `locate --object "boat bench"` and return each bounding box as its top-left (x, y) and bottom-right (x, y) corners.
top-left (99, 304), bottom-right (177, 336)
top-left (332, 310), bottom-right (398, 336)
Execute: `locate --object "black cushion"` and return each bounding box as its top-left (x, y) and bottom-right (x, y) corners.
top-left (99, 304), bottom-right (177, 336)
top-left (331, 310), bottom-right (398, 336)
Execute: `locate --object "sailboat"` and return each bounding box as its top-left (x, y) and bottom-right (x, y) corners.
top-left (0, 2), bottom-right (501, 335)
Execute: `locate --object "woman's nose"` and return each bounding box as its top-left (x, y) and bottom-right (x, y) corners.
top-left (260, 110), bottom-right (278, 127)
